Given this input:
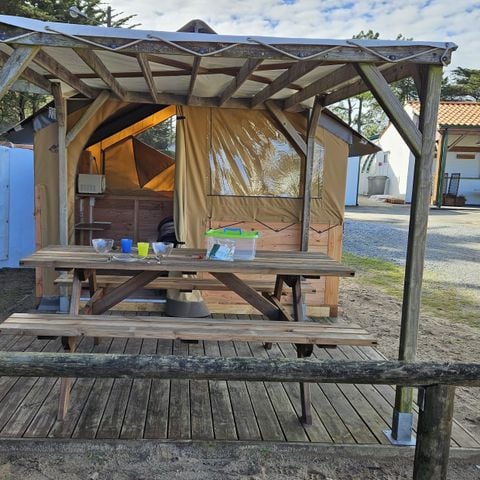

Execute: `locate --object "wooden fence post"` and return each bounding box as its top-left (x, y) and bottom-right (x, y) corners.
top-left (413, 384), bottom-right (455, 480)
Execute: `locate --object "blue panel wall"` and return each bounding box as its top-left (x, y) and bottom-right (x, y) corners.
top-left (0, 147), bottom-right (35, 268)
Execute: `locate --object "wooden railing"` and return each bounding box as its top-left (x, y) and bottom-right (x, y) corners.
top-left (0, 353), bottom-right (478, 480)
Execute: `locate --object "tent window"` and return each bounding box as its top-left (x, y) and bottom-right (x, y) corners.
top-left (209, 110), bottom-right (324, 198)
top-left (135, 115), bottom-right (176, 159)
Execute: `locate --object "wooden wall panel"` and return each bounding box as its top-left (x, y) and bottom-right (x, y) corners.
top-left (75, 194), bottom-right (173, 246)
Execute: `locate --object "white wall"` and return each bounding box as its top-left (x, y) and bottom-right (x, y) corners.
top-left (377, 121), bottom-right (415, 199)
top-left (345, 156), bottom-right (360, 206)
top-left (445, 152), bottom-right (480, 204)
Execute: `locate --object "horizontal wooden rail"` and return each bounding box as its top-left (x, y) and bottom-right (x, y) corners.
top-left (0, 353), bottom-right (478, 386)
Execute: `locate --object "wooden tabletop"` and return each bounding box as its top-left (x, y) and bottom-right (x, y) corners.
top-left (21, 245), bottom-right (355, 277)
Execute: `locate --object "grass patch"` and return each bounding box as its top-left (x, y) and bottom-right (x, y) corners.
top-left (342, 252), bottom-right (479, 328)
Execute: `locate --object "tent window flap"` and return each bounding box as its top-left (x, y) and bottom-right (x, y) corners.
top-left (209, 109), bottom-right (324, 199)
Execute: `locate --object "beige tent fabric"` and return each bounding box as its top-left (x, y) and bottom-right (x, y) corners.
top-left (174, 106), bottom-right (187, 244)
top-left (168, 106), bottom-right (206, 313)
top-left (34, 125), bottom-right (60, 295)
top-left (181, 106), bottom-right (348, 247)
top-left (101, 137), bottom-right (174, 194)
top-left (132, 138), bottom-right (174, 187)
top-left (179, 107), bottom-right (210, 248)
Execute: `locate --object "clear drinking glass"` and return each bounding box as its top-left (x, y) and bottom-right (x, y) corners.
top-left (92, 238), bottom-right (114, 253)
top-left (151, 242), bottom-right (173, 262)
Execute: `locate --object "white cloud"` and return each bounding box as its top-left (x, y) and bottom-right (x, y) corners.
top-left (111, 0), bottom-right (479, 70)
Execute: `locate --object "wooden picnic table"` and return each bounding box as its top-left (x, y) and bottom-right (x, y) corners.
top-left (18, 245), bottom-right (357, 423)
top-left (21, 245), bottom-right (355, 320)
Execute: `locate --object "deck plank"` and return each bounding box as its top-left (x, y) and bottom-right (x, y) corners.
top-left (0, 338), bottom-right (62, 437)
top-left (277, 343), bottom-right (355, 444)
top-left (73, 338), bottom-right (128, 438)
top-left (234, 341), bottom-right (285, 441)
top-left (219, 340), bottom-right (261, 441)
top-left (249, 342), bottom-right (309, 442)
top-left (189, 341), bottom-right (215, 440)
top-left (22, 337), bottom-right (89, 438)
top-left (323, 347), bottom-right (391, 445)
top-left (266, 343), bottom-right (332, 443)
top-left (144, 339), bottom-right (172, 439)
top-left (168, 340), bottom-right (191, 439)
top-left (120, 338), bottom-right (157, 439)
top-left (204, 340), bottom-right (237, 440)
top-left (96, 338), bottom-right (143, 439)
top-left (48, 338), bottom-right (109, 438)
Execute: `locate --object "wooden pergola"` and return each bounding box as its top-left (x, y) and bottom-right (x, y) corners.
top-left (0, 15), bottom-right (457, 443)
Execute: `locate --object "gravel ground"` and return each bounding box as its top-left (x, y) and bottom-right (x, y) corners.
top-left (343, 199), bottom-right (480, 296)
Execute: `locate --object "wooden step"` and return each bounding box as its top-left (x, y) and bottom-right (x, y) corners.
top-left (2, 313), bottom-right (377, 346)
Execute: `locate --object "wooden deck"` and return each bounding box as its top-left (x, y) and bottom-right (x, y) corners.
top-left (0, 317), bottom-right (478, 447)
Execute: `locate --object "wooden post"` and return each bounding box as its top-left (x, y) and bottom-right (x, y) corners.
top-left (435, 129), bottom-right (449, 208)
top-left (392, 65), bottom-right (443, 442)
top-left (52, 82), bottom-right (68, 246)
top-left (301, 96), bottom-right (323, 251)
top-left (413, 385), bottom-right (455, 480)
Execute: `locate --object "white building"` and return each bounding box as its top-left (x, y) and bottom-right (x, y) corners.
top-left (359, 102), bottom-right (480, 205)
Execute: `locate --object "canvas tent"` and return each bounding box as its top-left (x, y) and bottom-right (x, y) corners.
top-left (0, 14), bottom-right (455, 442)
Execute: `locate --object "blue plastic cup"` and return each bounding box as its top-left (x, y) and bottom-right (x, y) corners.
top-left (121, 238), bottom-right (133, 253)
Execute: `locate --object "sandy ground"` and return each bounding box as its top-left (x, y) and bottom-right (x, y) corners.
top-left (0, 268), bottom-right (478, 479)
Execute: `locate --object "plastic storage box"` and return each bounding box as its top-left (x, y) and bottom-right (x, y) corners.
top-left (206, 228), bottom-right (260, 260)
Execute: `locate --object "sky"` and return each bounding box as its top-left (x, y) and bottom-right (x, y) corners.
top-left (110, 0), bottom-right (479, 72)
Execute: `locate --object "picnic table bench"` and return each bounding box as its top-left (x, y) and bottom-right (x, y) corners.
top-left (9, 246), bottom-right (376, 425)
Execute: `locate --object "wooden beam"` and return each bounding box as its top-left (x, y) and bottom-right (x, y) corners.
top-left (34, 49), bottom-right (98, 98)
top-left (143, 53), bottom-right (208, 73)
top-left (90, 270), bottom-right (161, 314)
top-left (0, 46), bottom-right (39, 100)
top-left (0, 50), bottom-right (51, 93)
top-left (219, 58), bottom-right (262, 106)
top-left (324, 63), bottom-right (416, 106)
top-left (393, 65), bottom-right (443, 435)
top-left (355, 63), bottom-right (422, 157)
top-left (52, 82), bottom-right (68, 246)
top-left (0, 353), bottom-right (478, 385)
top-left (0, 28), bottom-right (455, 64)
top-left (186, 57), bottom-right (201, 105)
top-left (448, 146), bottom-right (480, 153)
top-left (251, 61), bottom-right (318, 108)
top-left (66, 90), bottom-right (111, 147)
top-left (413, 385), bottom-right (455, 480)
top-left (284, 65), bottom-right (356, 110)
top-left (211, 272), bottom-right (280, 319)
top-left (447, 134), bottom-right (466, 150)
top-left (74, 48), bottom-right (126, 100)
top-left (218, 58), bottom-right (262, 107)
top-left (301, 96), bottom-right (323, 251)
top-left (137, 53), bottom-right (160, 103)
top-left (265, 100), bottom-right (306, 157)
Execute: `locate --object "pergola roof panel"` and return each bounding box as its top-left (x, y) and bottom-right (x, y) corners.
top-left (0, 15), bottom-right (457, 108)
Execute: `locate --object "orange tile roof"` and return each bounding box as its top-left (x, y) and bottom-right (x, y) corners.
top-left (408, 101), bottom-right (480, 127)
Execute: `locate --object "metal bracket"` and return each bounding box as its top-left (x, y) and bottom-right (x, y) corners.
top-left (384, 411), bottom-right (416, 446)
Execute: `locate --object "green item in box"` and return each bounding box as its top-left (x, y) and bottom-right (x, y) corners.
top-left (205, 228), bottom-right (259, 239)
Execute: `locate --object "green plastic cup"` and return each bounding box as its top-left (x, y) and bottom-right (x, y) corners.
top-left (137, 242), bottom-right (149, 258)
